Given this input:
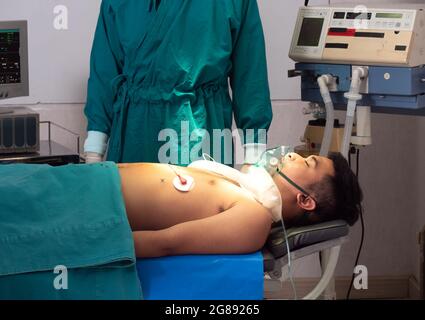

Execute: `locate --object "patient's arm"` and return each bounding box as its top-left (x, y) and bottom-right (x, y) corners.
top-left (133, 201), bottom-right (273, 258)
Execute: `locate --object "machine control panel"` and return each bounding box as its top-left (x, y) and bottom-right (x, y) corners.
top-left (289, 5), bottom-right (425, 67)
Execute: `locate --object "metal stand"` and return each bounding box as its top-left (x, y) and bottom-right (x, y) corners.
top-left (40, 121), bottom-right (81, 156)
top-left (265, 236), bottom-right (348, 300)
top-left (319, 249), bottom-right (337, 300)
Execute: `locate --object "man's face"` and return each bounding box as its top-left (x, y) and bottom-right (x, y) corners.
top-left (277, 153), bottom-right (335, 194)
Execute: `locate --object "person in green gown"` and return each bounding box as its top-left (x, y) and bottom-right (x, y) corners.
top-left (84, 0), bottom-right (273, 166)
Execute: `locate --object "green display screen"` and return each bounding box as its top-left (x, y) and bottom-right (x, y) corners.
top-left (0, 29), bottom-right (19, 33)
top-left (376, 13), bottom-right (403, 19)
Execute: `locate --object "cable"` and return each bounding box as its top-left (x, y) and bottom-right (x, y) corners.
top-left (346, 148), bottom-right (365, 300)
top-left (304, 0), bottom-right (309, 6)
top-left (280, 219), bottom-right (298, 300)
top-left (356, 148), bottom-right (360, 177)
top-left (348, 148), bottom-right (352, 168)
top-left (168, 164), bottom-right (188, 186)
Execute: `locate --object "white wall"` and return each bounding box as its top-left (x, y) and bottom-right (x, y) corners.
top-left (336, 113), bottom-right (422, 277)
top-left (258, 0), bottom-right (330, 100)
top-left (1, 0), bottom-right (424, 290)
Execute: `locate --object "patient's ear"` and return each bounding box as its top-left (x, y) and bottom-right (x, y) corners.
top-left (296, 193), bottom-right (316, 211)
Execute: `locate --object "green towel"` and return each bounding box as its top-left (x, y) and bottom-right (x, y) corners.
top-left (0, 162), bottom-right (142, 300)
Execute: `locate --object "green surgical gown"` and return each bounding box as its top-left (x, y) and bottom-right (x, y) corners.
top-left (84, 0), bottom-right (272, 165)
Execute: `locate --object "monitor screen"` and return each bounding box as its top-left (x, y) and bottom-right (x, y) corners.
top-left (0, 29), bottom-right (21, 85)
top-left (376, 13), bottom-right (403, 19)
top-left (297, 18), bottom-right (324, 47)
top-left (0, 21), bottom-right (28, 100)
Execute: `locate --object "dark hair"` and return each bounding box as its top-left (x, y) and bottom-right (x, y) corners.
top-left (304, 152), bottom-right (363, 226)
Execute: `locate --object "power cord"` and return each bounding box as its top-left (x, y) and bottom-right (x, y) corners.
top-left (348, 148), bottom-right (352, 168)
top-left (346, 148), bottom-right (365, 300)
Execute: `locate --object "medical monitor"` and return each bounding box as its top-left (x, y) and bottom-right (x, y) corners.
top-left (0, 20), bottom-right (29, 100)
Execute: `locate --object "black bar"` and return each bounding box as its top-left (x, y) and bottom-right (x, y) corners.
top-left (333, 12), bottom-right (346, 19)
top-left (325, 43), bottom-right (349, 49)
top-left (355, 32), bottom-right (385, 38)
top-left (347, 12), bottom-right (372, 20)
top-left (329, 27), bottom-right (348, 33)
top-left (395, 45), bottom-right (407, 51)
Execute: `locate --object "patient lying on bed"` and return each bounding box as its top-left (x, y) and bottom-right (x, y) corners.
top-left (121, 152), bottom-right (362, 258)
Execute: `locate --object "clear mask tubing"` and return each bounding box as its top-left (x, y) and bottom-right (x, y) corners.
top-left (256, 147), bottom-right (315, 201)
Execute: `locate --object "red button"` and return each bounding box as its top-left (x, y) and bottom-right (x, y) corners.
top-left (328, 28), bottom-right (356, 37)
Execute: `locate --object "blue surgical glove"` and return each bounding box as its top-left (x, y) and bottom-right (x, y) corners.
top-left (84, 131), bottom-right (109, 163)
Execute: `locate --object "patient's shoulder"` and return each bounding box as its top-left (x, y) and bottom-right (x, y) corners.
top-left (224, 199), bottom-right (273, 249)
top-left (233, 198), bottom-right (274, 224)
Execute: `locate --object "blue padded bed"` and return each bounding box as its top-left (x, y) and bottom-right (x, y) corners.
top-left (135, 220), bottom-right (349, 300)
top-left (136, 253), bottom-right (264, 300)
